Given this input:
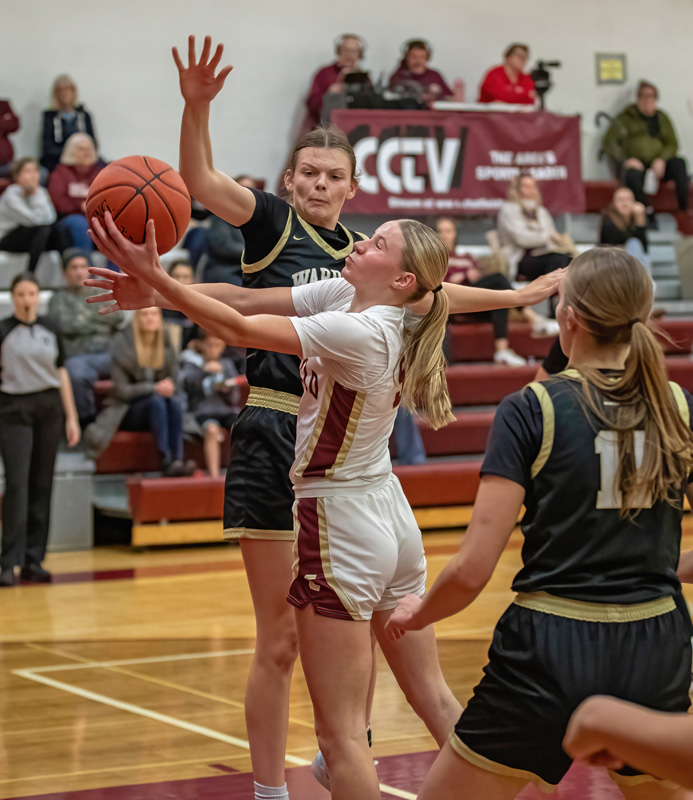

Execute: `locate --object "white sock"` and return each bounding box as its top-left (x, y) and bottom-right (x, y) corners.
top-left (254, 781), bottom-right (289, 800)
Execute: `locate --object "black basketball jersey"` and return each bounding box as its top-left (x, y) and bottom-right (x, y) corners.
top-left (481, 369), bottom-right (693, 603)
top-left (239, 189), bottom-right (366, 396)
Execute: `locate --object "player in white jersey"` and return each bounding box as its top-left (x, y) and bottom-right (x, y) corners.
top-left (89, 210), bottom-right (562, 800)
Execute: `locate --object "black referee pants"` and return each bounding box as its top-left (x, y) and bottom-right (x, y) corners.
top-left (0, 389), bottom-right (63, 571)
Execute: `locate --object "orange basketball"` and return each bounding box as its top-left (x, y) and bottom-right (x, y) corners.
top-left (86, 156), bottom-right (191, 255)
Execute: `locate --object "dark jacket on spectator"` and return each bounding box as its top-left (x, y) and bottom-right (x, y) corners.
top-left (179, 353), bottom-right (241, 430)
top-left (83, 325), bottom-right (178, 458)
top-left (0, 101), bottom-right (19, 166)
top-left (603, 104), bottom-right (679, 166)
top-left (599, 215), bottom-right (648, 252)
top-left (48, 163), bottom-right (103, 217)
top-left (389, 65), bottom-right (452, 97)
top-left (41, 106), bottom-right (96, 172)
top-left (48, 286), bottom-right (123, 358)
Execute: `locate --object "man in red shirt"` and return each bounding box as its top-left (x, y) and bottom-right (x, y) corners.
top-left (478, 44), bottom-right (536, 105)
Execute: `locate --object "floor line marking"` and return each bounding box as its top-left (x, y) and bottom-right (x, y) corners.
top-left (23, 646), bottom-right (256, 672)
top-left (14, 667), bottom-right (416, 799)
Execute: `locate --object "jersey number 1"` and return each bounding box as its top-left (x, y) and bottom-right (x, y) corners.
top-left (594, 430), bottom-right (653, 509)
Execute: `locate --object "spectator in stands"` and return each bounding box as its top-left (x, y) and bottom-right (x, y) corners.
top-left (48, 133), bottom-right (104, 252)
top-left (41, 75), bottom-right (97, 173)
top-left (162, 260), bottom-right (200, 350)
top-left (48, 248), bottom-right (124, 428)
top-left (599, 187), bottom-right (651, 274)
top-left (436, 217), bottom-right (558, 367)
top-left (0, 100), bottom-right (19, 180)
top-left (603, 81), bottom-right (689, 219)
top-left (478, 44), bottom-right (536, 105)
top-left (306, 34), bottom-right (369, 125)
top-left (204, 176), bottom-right (259, 285)
top-left (0, 158), bottom-right (60, 272)
top-left (497, 174), bottom-right (574, 283)
top-left (179, 331), bottom-right (242, 477)
top-left (389, 39), bottom-right (464, 104)
top-left (84, 308), bottom-right (195, 477)
top-left (0, 272), bottom-right (80, 587)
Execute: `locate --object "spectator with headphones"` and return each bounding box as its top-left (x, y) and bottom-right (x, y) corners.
top-left (305, 34), bottom-right (369, 125)
top-left (479, 43), bottom-right (536, 105)
top-left (389, 39), bottom-right (464, 104)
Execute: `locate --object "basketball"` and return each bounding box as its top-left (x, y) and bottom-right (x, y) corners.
top-left (86, 155), bottom-right (191, 254)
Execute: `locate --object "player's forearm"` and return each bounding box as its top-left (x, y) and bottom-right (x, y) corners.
top-left (58, 367), bottom-right (78, 425)
top-left (677, 549), bottom-right (693, 582)
top-left (179, 103), bottom-right (216, 198)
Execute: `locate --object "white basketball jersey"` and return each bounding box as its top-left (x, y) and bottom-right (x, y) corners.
top-left (289, 278), bottom-right (406, 497)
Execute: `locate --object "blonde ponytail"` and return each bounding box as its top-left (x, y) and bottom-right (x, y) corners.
top-left (397, 220), bottom-right (455, 430)
top-left (563, 248), bottom-right (693, 515)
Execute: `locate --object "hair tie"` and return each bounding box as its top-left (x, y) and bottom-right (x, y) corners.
top-left (627, 318), bottom-right (642, 328)
top-left (432, 285), bottom-right (443, 294)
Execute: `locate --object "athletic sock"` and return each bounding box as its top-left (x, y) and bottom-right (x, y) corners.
top-left (254, 781), bottom-right (289, 800)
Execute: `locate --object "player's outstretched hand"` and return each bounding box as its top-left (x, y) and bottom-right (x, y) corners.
top-left (89, 213), bottom-right (164, 289)
top-left (516, 267), bottom-right (567, 308)
top-left (386, 594), bottom-right (425, 640)
top-left (84, 267), bottom-right (158, 315)
top-left (172, 35), bottom-right (233, 106)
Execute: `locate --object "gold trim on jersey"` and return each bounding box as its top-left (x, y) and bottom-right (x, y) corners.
top-left (294, 377), bottom-right (335, 477)
top-left (316, 497), bottom-right (364, 620)
top-left (223, 527), bottom-right (295, 541)
top-left (296, 215), bottom-right (355, 260)
top-left (608, 769), bottom-right (680, 790)
top-left (668, 380), bottom-right (690, 425)
top-left (449, 734), bottom-right (555, 794)
top-left (241, 208), bottom-right (293, 274)
top-left (246, 386), bottom-right (301, 416)
top-left (326, 388), bottom-right (366, 477)
top-left (525, 382), bottom-right (555, 479)
top-left (513, 591), bottom-right (676, 623)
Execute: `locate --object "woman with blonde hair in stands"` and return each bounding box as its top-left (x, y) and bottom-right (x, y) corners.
top-left (48, 133), bottom-right (103, 252)
top-left (497, 173), bottom-right (573, 283)
top-left (390, 247), bottom-right (693, 800)
top-left (89, 197), bottom-right (563, 800)
top-left (41, 75), bottom-right (97, 173)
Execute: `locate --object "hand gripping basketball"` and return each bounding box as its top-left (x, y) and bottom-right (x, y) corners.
top-left (89, 212), bottom-right (163, 290)
top-left (172, 35), bottom-right (234, 106)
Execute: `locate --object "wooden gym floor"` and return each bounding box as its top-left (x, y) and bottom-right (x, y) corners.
top-left (1, 525), bottom-right (692, 800)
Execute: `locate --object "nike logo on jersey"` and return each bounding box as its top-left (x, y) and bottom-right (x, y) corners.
top-left (293, 235), bottom-right (306, 241)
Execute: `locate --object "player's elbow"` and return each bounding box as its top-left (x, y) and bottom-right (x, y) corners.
top-left (451, 557), bottom-right (491, 594)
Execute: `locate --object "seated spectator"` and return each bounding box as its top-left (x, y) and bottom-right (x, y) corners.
top-left (0, 100), bottom-right (20, 180)
top-left (603, 81), bottom-right (689, 220)
top-left (600, 187), bottom-right (651, 274)
top-left (389, 40), bottom-right (464, 105)
top-left (162, 260), bottom-right (200, 350)
top-left (497, 174), bottom-right (574, 282)
top-left (41, 75), bottom-right (97, 173)
top-left (478, 43), bottom-right (536, 105)
top-left (48, 248), bottom-right (124, 428)
top-left (0, 158), bottom-right (60, 272)
top-left (306, 34), bottom-right (369, 125)
top-left (85, 308), bottom-right (195, 477)
top-left (48, 133), bottom-right (104, 252)
top-left (436, 217), bottom-right (558, 367)
top-left (204, 176), bottom-right (259, 285)
top-left (179, 332), bottom-right (242, 477)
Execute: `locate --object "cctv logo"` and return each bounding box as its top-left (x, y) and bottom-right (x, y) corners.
top-left (351, 128), bottom-right (466, 195)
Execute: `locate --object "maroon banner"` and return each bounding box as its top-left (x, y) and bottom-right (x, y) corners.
top-left (331, 109), bottom-right (584, 216)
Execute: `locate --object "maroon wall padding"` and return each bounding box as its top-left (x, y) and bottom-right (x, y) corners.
top-left (446, 363), bottom-right (537, 406)
top-left (394, 461), bottom-right (482, 507)
top-left (418, 411), bottom-right (495, 456)
top-left (128, 476), bottom-right (225, 524)
top-left (449, 323), bottom-right (554, 362)
top-left (95, 430), bottom-right (231, 474)
top-left (663, 357), bottom-right (693, 392)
